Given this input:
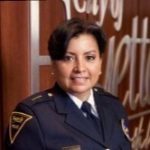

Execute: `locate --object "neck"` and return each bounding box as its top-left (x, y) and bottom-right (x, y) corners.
top-left (69, 90), bottom-right (91, 101)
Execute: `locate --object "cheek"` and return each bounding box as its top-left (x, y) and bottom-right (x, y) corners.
top-left (91, 67), bottom-right (101, 76)
top-left (92, 62), bottom-right (102, 75)
top-left (54, 65), bottom-right (71, 78)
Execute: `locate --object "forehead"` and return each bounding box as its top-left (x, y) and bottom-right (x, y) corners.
top-left (66, 34), bottom-right (99, 53)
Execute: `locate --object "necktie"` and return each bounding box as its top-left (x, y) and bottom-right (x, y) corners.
top-left (81, 101), bottom-right (101, 134)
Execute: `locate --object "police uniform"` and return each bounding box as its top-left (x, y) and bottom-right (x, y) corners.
top-left (5, 84), bottom-right (131, 150)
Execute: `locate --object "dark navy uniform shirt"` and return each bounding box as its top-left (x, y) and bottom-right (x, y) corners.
top-left (5, 84), bottom-right (131, 150)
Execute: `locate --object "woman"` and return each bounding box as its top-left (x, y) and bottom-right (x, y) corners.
top-left (5, 18), bottom-right (131, 150)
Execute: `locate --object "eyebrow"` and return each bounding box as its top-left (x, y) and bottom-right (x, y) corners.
top-left (66, 50), bottom-right (97, 55)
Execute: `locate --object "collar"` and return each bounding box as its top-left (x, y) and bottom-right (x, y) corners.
top-left (67, 89), bottom-right (99, 117)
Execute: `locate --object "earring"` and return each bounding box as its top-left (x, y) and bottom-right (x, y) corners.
top-left (99, 71), bottom-right (102, 75)
top-left (51, 72), bottom-right (54, 75)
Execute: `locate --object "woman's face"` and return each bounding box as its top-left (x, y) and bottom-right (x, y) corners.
top-left (52, 34), bottom-right (102, 100)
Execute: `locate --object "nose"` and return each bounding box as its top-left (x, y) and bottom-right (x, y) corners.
top-left (73, 57), bottom-right (86, 73)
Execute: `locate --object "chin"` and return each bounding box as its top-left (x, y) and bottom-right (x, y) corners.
top-left (69, 86), bottom-right (91, 94)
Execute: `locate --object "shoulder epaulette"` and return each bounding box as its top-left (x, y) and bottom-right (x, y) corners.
top-left (21, 89), bottom-right (54, 107)
top-left (93, 87), bottom-right (118, 99)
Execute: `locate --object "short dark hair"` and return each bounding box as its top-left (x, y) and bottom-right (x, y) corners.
top-left (48, 18), bottom-right (107, 60)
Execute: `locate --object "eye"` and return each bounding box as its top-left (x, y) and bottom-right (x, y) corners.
top-left (86, 55), bottom-right (96, 61)
top-left (63, 55), bottom-right (74, 62)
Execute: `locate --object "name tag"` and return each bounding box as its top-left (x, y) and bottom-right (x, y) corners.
top-left (62, 145), bottom-right (81, 150)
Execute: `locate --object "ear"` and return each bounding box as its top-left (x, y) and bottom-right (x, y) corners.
top-left (98, 59), bottom-right (103, 75)
top-left (50, 61), bottom-right (55, 74)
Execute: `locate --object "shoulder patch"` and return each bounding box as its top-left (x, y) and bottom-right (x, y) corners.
top-left (121, 118), bottom-right (132, 142)
top-left (9, 111), bottom-right (32, 144)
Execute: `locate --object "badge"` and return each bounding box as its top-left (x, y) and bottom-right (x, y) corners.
top-left (121, 118), bottom-right (132, 141)
top-left (9, 111), bottom-right (32, 144)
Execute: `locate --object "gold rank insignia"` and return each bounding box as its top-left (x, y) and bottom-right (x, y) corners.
top-left (121, 118), bottom-right (132, 141)
top-left (9, 111), bottom-right (32, 144)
